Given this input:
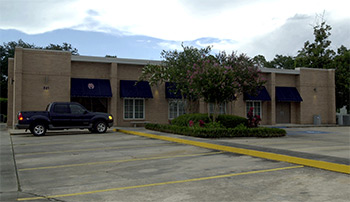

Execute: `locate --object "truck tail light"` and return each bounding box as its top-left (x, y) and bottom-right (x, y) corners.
top-left (18, 113), bottom-right (24, 121)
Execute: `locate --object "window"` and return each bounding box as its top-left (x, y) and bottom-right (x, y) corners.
top-left (53, 104), bottom-right (69, 114)
top-left (246, 101), bottom-right (261, 117)
top-left (168, 100), bottom-right (186, 119)
top-left (70, 104), bottom-right (86, 114)
top-left (71, 97), bottom-right (108, 113)
top-left (124, 98), bottom-right (144, 119)
top-left (209, 103), bottom-right (226, 114)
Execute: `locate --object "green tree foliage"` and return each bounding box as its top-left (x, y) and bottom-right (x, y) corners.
top-left (269, 55), bottom-right (295, 69)
top-left (105, 55), bottom-right (117, 58)
top-left (253, 54), bottom-right (294, 69)
top-left (252, 55), bottom-right (269, 68)
top-left (140, 45), bottom-right (266, 120)
top-left (189, 52), bottom-right (265, 121)
top-left (44, 42), bottom-right (79, 55)
top-left (333, 46), bottom-right (350, 112)
top-left (139, 44), bottom-right (211, 112)
top-left (295, 21), bottom-right (335, 69)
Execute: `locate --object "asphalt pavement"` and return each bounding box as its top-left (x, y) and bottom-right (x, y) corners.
top-left (1, 124), bottom-right (349, 201)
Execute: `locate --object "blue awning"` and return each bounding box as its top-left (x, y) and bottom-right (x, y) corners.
top-left (165, 82), bottom-right (182, 99)
top-left (276, 87), bottom-right (303, 102)
top-left (120, 80), bottom-right (153, 98)
top-left (244, 86), bottom-right (271, 101)
top-left (71, 78), bottom-right (112, 97)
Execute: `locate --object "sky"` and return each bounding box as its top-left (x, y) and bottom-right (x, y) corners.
top-left (1, 0), bottom-right (349, 60)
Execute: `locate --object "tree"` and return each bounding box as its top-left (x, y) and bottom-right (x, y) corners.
top-left (140, 45), bottom-right (266, 121)
top-left (295, 20), bottom-right (335, 69)
top-left (294, 17), bottom-right (349, 111)
top-left (139, 44), bottom-right (212, 113)
top-left (105, 55), bottom-right (117, 58)
top-left (270, 55), bottom-right (295, 69)
top-left (44, 42), bottom-right (79, 55)
top-left (252, 55), bottom-right (269, 68)
top-left (189, 52), bottom-right (266, 121)
top-left (253, 54), bottom-right (295, 69)
top-left (333, 46), bottom-right (350, 112)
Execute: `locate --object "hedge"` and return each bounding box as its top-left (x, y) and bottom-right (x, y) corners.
top-left (171, 113), bottom-right (210, 126)
top-left (171, 113), bottom-right (248, 128)
top-left (145, 123), bottom-right (286, 138)
top-left (0, 98), bottom-right (7, 123)
top-left (216, 114), bottom-right (248, 128)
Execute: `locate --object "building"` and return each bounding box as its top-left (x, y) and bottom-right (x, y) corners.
top-left (7, 48), bottom-right (336, 128)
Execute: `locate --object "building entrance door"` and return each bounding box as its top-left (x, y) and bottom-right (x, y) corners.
top-left (276, 102), bottom-right (291, 123)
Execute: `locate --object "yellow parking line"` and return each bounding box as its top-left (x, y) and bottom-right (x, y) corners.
top-left (18, 151), bottom-right (222, 171)
top-left (17, 165), bottom-right (303, 201)
top-left (117, 129), bottom-right (350, 174)
top-left (16, 143), bottom-right (177, 156)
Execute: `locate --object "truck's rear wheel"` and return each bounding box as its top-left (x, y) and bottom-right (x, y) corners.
top-left (30, 123), bottom-right (47, 136)
top-left (94, 121), bottom-right (107, 133)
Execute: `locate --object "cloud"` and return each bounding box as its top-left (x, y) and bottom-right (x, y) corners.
top-left (0, 0), bottom-right (86, 34)
top-left (157, 41), bottom-right (183, 51)
top-left (1, 0), bottom-right (349, 59)
top-left (239, 14), bottom-right (350, 60)
top-left (2, 0), bottom-right (348, 39)
top-left (328, 18), bottom-right (350, 51)
top-left (192, 38), bottom-right (238, 54)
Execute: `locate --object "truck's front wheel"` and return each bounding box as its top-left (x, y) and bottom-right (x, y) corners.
top-left (30, 123), bottom-right (47, 136)
top-left (93, 121), bottom-right (107, 133)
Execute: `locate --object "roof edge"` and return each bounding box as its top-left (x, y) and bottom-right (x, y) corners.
top-left (260, 68), bottom-right (300, 75)
top-left (71, 55), bottom-right (161, 65)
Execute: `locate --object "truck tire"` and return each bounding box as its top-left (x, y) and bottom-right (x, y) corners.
top-left (93, 121), bottom-right (107, 133)
top-left (30, 122), bottom-right (47, 136)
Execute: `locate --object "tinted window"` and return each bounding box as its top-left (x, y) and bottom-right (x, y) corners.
top-left (53, 104), bottom-right (69, 114)
top-left (70, 104), bottom-right (86, 114)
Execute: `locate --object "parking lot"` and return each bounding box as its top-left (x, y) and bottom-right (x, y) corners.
top-left (2, 128), bottom-right (350, 201)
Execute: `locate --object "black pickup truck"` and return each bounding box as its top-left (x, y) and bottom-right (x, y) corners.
top-left (16, 102), bottom-right (114, 136)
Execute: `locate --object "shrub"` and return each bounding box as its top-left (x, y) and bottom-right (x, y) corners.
top-left (171, 113), bottom-right (247, 128)
top-left (0, 98), bottom-right (7, 120)
top-left (145, 123), bottom-right (286, 138)
top-left (171, 114), bottom-right (210, 126)
top-left (204, 121), bottom-right (224, 128)
top-left (217, 114), bottom-right (248, 128)
top-left (247, 107), bottom-right (261, 128)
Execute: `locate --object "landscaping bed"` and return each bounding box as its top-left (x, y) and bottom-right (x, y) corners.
top-left (146, 114), bottom-right (286, 138)
top-left (145, 123), bottom-right (286, 138)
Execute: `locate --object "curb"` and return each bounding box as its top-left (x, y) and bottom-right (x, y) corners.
top-left (115, 129), bottom-right (350, 174)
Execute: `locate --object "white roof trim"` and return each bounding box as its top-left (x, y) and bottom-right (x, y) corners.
top-left (71, 55), bottom-right (161, 65)
top-left (260, 68), bottom-right (300, 75)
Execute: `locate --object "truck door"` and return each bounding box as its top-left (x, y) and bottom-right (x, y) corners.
top-left (50, 103), bottom-right (71, 127)
top-left (69, 103), bottom-right (94, 127)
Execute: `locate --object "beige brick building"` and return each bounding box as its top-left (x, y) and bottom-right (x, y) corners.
top-left (7, 48), bottom-right (336, 127)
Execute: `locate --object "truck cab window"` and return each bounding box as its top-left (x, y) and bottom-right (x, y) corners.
top-left (70, 104), bottom-right (86, 114)
top-left (53, 104), bottom-right (69, 114)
